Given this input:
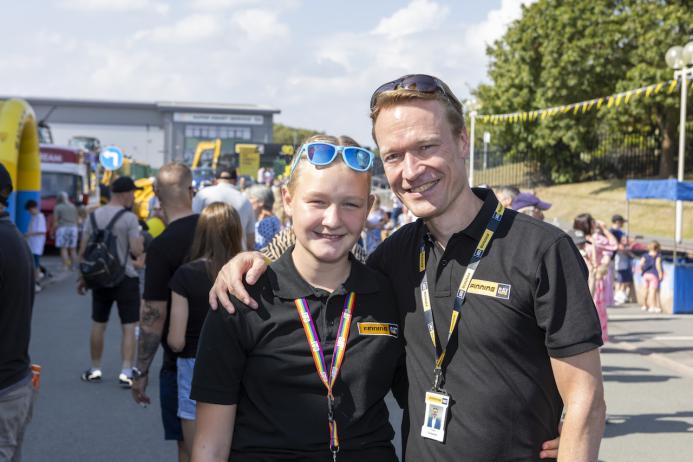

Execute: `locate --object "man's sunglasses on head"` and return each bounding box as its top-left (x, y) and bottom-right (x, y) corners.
top-left (370, 74), bottom-right (463, 114)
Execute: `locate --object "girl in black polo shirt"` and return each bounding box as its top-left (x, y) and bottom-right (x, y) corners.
top-left (190, 136), bottom-right (404, 462)
top-left (167, 202), bottom-right (243, 457)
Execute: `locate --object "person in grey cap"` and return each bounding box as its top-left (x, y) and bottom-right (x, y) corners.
top-left (512, 191), bottom-right (552, 221)
top-left (78, 175), bottom-right (144, 386)
top-left (0, 162), bottom-right (37, 460)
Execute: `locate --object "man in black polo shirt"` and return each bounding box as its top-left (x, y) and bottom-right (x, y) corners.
top-left (132, 163), bottom-right (198, 462)
top-left (211, 75), bottom-right (606, 461)
top-left (0, 163), bottom-right (36, 460)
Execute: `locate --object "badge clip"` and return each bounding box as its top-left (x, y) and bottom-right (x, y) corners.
top-left (432, 367), bottom-right (444, 392)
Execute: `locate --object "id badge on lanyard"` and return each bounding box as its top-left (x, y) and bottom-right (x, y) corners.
top-left (418, 202), bottom-right (504, 442)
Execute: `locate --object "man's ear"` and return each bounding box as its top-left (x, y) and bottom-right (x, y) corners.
top-left (282, 186), bottom-right (294, 217)
top-left (367, 193), bottom-right (376, 213)
top-left (458, 128), bottom-right (469, 160)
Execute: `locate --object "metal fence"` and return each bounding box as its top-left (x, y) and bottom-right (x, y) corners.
top-left (471, 126), bottom-right (693, 189)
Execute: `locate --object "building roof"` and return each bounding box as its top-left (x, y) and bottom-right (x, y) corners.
top-left (2, 96), bottom-right (281, 115)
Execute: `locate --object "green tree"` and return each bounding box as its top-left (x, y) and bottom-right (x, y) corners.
top-left (273, 123), bottom-right (323, 145)
top-left (475, 0), bottom-right (692, 181)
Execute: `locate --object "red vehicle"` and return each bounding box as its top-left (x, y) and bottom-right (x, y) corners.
top-left (40, 145), bottom-right (91, 245)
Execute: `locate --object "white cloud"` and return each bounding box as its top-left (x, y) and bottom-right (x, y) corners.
top-left (231, 9), bottom-right (289, 41)
top-left (133, 14), bottom-right (223, 44)
top-left (372, 0), bottom-right (449, 39)
top-left (189, 0), bottom-right (259, 10)
top-left (2, 1), bottom-right (534, 151)
top-left (59, 0), bottom-right (169, 14)
top-left (464, 0), bottom-right (537, 60)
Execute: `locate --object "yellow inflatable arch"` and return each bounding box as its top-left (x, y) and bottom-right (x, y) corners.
top-left (0, 99), bottom-right (40, 233)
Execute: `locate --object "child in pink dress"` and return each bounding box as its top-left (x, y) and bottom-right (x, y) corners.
top-left (573, 214), bottom-right (618, 343)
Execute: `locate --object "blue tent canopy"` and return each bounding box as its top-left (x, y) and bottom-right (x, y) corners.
top-left (625, 179), bottom-right (693, 314)
top-left (626, 179), bottom-right (693, 201)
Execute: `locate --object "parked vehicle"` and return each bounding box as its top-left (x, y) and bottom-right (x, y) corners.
top-left (40, 145), bottom-right (91, 245)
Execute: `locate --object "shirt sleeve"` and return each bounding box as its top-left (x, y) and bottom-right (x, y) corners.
top-left (169, 265), bottom-right (189, 298)
top-left (260, 227), bottom-right (294, 262)
top-left (190, 305), bottom-right (252, 405)
top-left (126, 212), bottom-right (141, 239)
top-left (534, 235), bottom-right (603, 358)
top-left (143, 241), bottom-right (172, 301)
top-left (243, 201), bottom-right (256, 236)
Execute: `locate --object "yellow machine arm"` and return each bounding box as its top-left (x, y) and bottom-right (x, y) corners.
top-left (192, 139), bottom-right (222, 170)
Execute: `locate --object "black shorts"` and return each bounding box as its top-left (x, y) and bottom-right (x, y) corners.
top-left (615, 269), bottom-right (634, 283)
top-left (91, 276), bottom-right (140, 324)
top-left (159, 368), bottom-right (183, 441)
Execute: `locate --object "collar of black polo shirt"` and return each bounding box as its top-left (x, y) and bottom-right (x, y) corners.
top-left (422, 187), bottom-right (501, 245)
top-left (268, 246), bottom-right (379, 299)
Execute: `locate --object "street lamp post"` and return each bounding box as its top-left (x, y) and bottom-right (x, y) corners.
top-left (665, 41), bottom-right (693, 245)
top-left (469, 110), bottom-right (477, 187)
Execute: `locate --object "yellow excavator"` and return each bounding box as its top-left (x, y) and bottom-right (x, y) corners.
top-left (191, 138), bottom-right (222, 189)
top-left (192, 139), bottom-right (222, 170)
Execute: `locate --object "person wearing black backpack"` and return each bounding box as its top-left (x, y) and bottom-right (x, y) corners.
top-left (77, 176), bottom-right (144, 387)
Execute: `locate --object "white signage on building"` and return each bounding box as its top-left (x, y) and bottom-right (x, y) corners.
top-left (173, 112), bottom-right (264, 125)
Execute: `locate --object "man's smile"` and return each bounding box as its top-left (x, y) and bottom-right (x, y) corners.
top-left (407, 179), bottom-right (440, 195)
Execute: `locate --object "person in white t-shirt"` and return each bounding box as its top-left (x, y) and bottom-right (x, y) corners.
top-left (24, 200), bottom-right (46, 287)
top-left (192, 169), bottom-right (255, 250)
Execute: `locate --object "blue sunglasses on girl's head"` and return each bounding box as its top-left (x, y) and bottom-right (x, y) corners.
top-left (289, 142), bottom-right (375, 176)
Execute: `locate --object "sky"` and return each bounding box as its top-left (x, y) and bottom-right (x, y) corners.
top-left (1, 0), bottom-right (535, 148)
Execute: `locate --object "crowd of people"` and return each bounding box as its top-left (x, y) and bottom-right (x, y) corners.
top-left (2, 73), bottom-right (672, 461)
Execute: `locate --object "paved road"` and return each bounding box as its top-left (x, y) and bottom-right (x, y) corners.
top-left (22, 257), bottom-right (692, 461)
top-left (24, 257), bottom-right (175, 461)
top-left (600, 306), bottom-right (693, 462)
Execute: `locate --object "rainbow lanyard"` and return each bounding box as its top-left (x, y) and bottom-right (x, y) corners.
top-left (294, 292), bottom-right (356, 460)
top-left (419, 202), bottom-right (504, 391)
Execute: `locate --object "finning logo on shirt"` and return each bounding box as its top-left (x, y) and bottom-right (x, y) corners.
top-left (358, 322), bottom-right (399, 338)
top-left (467, 279), bottom-right (512, 300)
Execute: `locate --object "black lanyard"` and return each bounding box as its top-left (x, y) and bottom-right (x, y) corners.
top-left (419, 203), bottom-right (505, 390)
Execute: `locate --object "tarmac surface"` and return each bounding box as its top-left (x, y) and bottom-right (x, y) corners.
top-left (21, 256), bottom-right (693, 461)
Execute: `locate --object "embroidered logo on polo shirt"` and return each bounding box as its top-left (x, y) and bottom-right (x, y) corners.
top-left (357, 322), bottom-right (399, 338)
top-left (467, 279), bottom-right (512, 300)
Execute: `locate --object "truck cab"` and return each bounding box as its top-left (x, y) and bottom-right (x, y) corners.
top-left (40, 145), bottom-right (90, 244)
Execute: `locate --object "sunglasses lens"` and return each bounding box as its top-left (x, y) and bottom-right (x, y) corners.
top-left (401, 75), bottom-right (438, 92)
top-left (343, 148), bottom-right (372, 171)
top-left (306, 143), bottom-right (337, 165)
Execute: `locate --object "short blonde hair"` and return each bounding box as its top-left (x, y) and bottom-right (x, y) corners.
top-left (370, 80), bottom-right (466, 144)
top-left (648, 240), bottom-right (661, 252)
top-left (286, 134), bottom-right (371, 193)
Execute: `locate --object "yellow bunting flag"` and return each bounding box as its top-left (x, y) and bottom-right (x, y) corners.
top-left (475, 79), bottom-right (680, 125)
top-left (667, 80), bottom-right (678, 94)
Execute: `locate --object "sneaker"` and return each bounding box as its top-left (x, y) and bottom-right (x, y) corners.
top-left (118, 372), bottom-right (133, 388)
top-left (641, 305), bottom-right (648, 311)
top-left (81, 369), bottom-right (102, 382)
top-left (648, 307), bottom-right (662, 314)
top-left (34, 283), bottom-right (42, 293)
